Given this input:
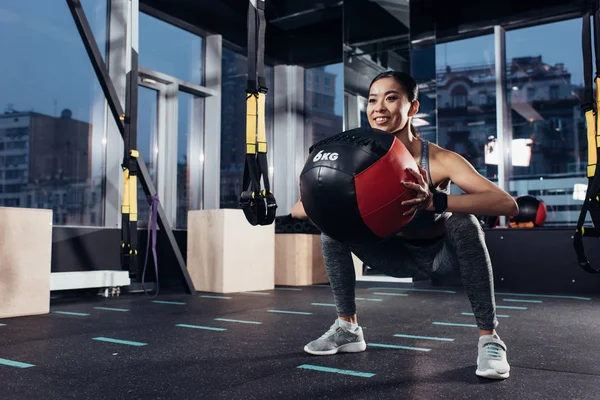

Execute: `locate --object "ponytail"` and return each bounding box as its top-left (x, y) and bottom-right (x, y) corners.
top-left (410, 123), bottom-right (420, 138)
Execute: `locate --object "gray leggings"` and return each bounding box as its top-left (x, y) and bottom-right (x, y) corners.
top-left (322, 213), bottom-right (498, 330)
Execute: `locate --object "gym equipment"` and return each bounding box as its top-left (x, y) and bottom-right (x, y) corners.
top-left (509, 195), bottom-right (547, 228)
top-left (239, 0), bottom-right (277, 226)
top-left (299, 127), bottom-right (420, 245)
top-left (275, 214), bottom-right (321, 235)
top-left (574, 1), bottom-right (600, 273)
top-left (66, 0), bottom-right (195, 293)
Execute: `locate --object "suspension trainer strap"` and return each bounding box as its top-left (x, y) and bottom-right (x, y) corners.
top-left (574, 2), bottom-right (600, 273)
top-left (240, 0), bottom-right (277, 225)
top-left (121, 0), bottom-right (139, 278)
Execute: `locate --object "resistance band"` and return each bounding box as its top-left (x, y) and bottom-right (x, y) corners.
top-left (239, 0), bottom-right (278, 225)
top-left (574, 1), bottom-right (600, 273)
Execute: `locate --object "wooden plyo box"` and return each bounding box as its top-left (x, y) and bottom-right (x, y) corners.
top-left (0, 207), bottom-right (53, 319)
top-left (187, 209), bottom-right (275, 293)
top-left (274, 233), bottom-right (363, 286)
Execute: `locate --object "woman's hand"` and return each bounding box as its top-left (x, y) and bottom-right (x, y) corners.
top-left (401, 166), bottom-right (433, 216)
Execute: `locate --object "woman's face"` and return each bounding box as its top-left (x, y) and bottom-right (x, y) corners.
top-left (367, 77), bottom-right (416, 134)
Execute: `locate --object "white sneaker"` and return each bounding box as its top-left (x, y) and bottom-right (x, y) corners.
top-left (476, 334), bottom-right (510, 379)
top-left (304, 319), bottom-right (367, 356)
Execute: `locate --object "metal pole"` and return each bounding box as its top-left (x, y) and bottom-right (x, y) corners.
top-left (495, 25), bottom-right (512, 226)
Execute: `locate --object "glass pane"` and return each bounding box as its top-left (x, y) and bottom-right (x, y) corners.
top-left (436, 35), bottom-right (497, 181)
top-left (139, 12), bottom-right (204, 85)
top-left (176, 91), bottom-right (203, 229)
top-left (411, 43), bottom-right (438, 144)
top-left (506, 18), bottom-right (587, 227)
top-left (137, 86), bottom-right (159, 225)
top-left (304, 63), bottom-right (345, 150)
top-left (219, 47), bottom-right (275, 209)
top-left (0, 0), bottom-right (108, 226)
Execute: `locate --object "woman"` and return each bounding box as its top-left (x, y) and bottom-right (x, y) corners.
top-left (291, 71), bottom-right (518, 380)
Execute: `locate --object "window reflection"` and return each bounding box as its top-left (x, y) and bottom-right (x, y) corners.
top-left (136, 85), bottom-right (159, 225)
top-left (139, 12), bottom-right (204, 85)
top-left (436, 35), bottom-right (497, 179)
top-left (177, 91), bottom-right (203, 229)
top-left (505, 18), bottom-right (587, 226)
top-left (305, 63), bottom-right (344, 151)
top-left (0, 0), bottom-right (107, 226)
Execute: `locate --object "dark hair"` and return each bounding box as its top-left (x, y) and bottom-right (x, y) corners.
top-left (369, 70), bottom-right (419, 136)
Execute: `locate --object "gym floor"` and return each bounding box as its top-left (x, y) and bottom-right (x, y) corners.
top-left (1, 284), bottom-right (599, 399)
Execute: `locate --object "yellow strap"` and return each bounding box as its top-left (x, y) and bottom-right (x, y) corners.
top-left (246, 94), bottom-right (258, 155)
top-left (121, 169), bottom-right (130, 214)
top-left (129, 149), bottom-right (138, 222)
top-left (129, 175), bottom-right (138, 222)
top-left (121, 150), bottom-right (139, 219)
top-left (586, 109), bottom-right (596, 178)
top-left (257, 92), bottom-right (267, 153)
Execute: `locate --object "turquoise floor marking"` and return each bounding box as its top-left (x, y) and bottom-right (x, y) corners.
top-left (214, 318), bottom-right (262, 325)
top-left (0, 323), bottom-right (5, 326)
top-left (369, 343), bottom-right (431, 352)
top-left (297, 364), bottom-right (374, 378)
top-left (176, 324), bottom-right (226, 331)
top-left (433, 322), bottom-right (477, 328)
top-left (355, 298), bottom-right (383, 302)
top-left (496, 292), bottom-right (591, 301)
top-left (503, 298), bottom-right (542, 304)
top-left (53, 311), bottom-right (89, 316)
top-left (311, 303), bottom-right (336, 307)
top-left (372, 292), bottom-right (409, 297)
top-left (462, 312), bottom-right (509, 318)
top-left (275, 287), bottom-right (303, 291)
top-left (93, 307), bottom-right (129, 312)
top-left (200, 295), bottom-right (232, 299)
top-left (369, 287), bottom-right (456, 294)
top-left (497, 305), bottom-right (527, 310)
top-left (0, 358), bottom-right (34, 369)
top-left (268, 310), bottom-right (313, 315)
top-left (92, 337), bottom-right (147, 346)
top-left (152, 300), bottom-right (186, 305)
top-left (393, 334), bottom-right (454, 342)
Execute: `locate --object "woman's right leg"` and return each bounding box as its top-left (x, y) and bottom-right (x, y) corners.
top-left (304, 233), bottom-right (426, 355)
top-left (321, 233), bottom-right (358, 320)
top-left (304, 233), bottom-right (366, 355)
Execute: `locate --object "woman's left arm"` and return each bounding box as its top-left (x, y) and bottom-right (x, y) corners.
top-left (437, 151), bottom-right (518, 217)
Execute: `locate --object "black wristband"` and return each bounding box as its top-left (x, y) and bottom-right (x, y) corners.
top-left (432, 191), bottom-right (448, 213)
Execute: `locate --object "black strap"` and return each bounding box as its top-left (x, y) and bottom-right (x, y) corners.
top-left (583, 10), bottom-right (594, 111)
top-left (240, 0), bottom-right (277, 226)
top-left (574, 1), bottom-right (600, 273)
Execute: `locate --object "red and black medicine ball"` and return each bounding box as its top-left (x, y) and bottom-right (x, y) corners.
top-left (299, 127), bottom-right (420, 244)
top-left (510, 195), bottom-right (547, 227)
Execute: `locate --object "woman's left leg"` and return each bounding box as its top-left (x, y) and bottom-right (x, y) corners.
top-left (442, 213), bottom-right (509, 379)
top-left (443, 213), bottom-right (498, 331)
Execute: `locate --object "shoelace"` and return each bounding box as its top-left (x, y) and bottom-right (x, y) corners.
top-left (484, 343), bottom-right (504, 359)
top-left (319, 326), bottom-right (340, 340)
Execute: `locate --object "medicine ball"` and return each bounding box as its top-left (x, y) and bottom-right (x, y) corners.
top-left (299, 127), bottom-right (420, 244)
top-left (510, 195), bottom-right (547, 227)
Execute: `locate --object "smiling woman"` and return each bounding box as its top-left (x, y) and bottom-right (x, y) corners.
top-left (293, 69), bottom-right (518, 380)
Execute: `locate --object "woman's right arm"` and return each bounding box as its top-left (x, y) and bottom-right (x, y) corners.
top-left (291, 200), bottom-right (308, 219)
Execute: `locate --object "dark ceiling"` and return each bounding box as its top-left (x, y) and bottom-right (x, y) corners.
top-left (411, 0), bottom-right (585, 43)
top-left (140, 0), bottom-right (588, 69)
top-left (140, 0), bottom-right (344, 68)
